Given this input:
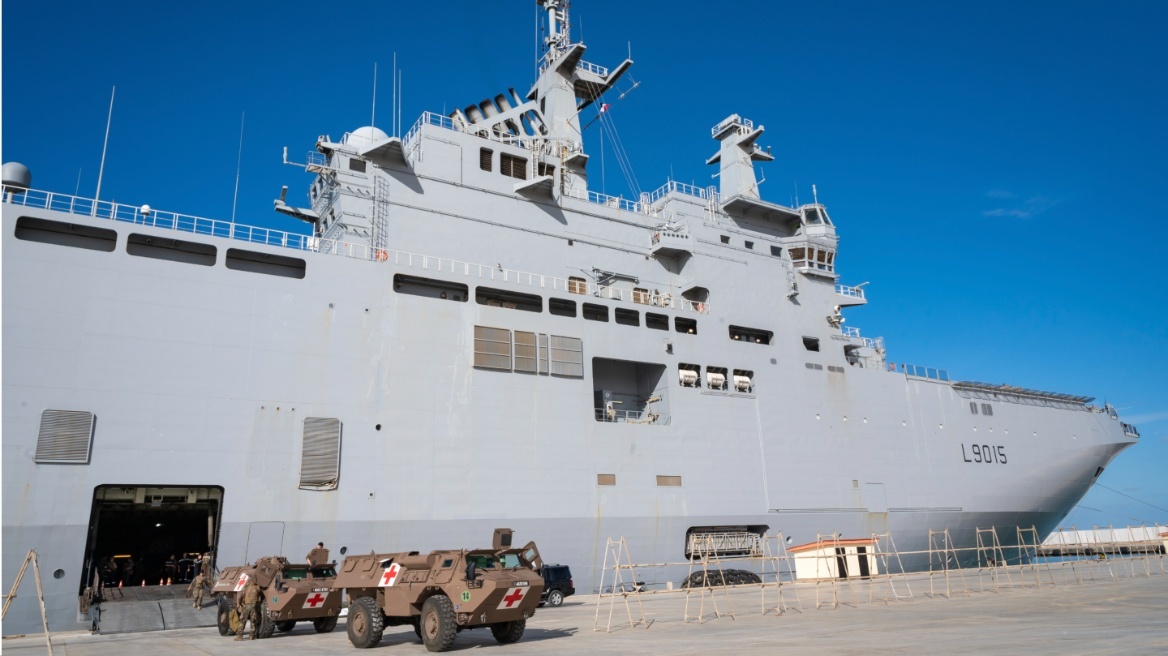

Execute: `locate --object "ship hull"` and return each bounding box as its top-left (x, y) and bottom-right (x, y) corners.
top-left (1, 192), bottom-right (1135, 634)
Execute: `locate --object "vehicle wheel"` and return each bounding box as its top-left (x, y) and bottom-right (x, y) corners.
top-left (275, 620), bottom-right (296, 633)
top-left (347, 596), bottom-right (384, 649)
top-left (490, 619), bottom-right (526, 644)
top-left (217, 597), bottom-right (236, 636)
top-left (547, 589), bottom-right (564, 607)
top-left (256, 601), bottom-right (276, 639)
top-left (313, 616), bottom-right (338, 633)
top-left (488, 616), bottom-right (525, 644)
top-left (420, 595), bottom-right (457, 652)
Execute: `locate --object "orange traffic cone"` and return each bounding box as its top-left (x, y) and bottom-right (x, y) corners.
top-left (159, 578), bottom-right (164, 585)
top-left (141, 580), bottom-right (146, 586)
top-left (167, 577), bottom-right (172, 585)
top-left (118, 581), bottom-right (123, 588)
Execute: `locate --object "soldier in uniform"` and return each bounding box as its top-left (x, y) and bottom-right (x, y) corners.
top-left (233, 579), bottom-right (261, 640)
top-left (306, 542), bottom-right (329, 566)
top-left (189, 571), bottom-right (206, 608)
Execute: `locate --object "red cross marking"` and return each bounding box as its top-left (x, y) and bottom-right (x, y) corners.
top-left (303, 592), bottom-right (327, 609)
top-left (380, 564), bottom-right (401, 587)
top-left (233, 573), bottom-right (249, 592)
top-left (501, 587), bottom-right (526, 608)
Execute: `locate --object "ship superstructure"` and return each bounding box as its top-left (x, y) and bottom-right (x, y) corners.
top-left (1, 0), bottom-right (1138, 635)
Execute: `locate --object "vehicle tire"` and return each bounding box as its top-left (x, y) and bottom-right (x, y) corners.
top-left (347, 596), bottom-right (385, 649)
top-left (490, 619), bottom-right (526, 644)
top-left (256, 601), bottom-right (276, 639)
top-left (412, 617), bottom-right (422, 641)
top-left (313, 616), bottom-right (338, 633)
top-left (217, 597), bottom-right (236, 636)
top-left (275, 620), bottom-right (296, 633)
top-left (547, 589), bottom-right (564, 607)
top-left (420, 595), bottom-right (457, 652)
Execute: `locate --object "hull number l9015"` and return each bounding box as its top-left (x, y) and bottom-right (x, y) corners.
top-left (962, 444), bottom-right (1007, 464)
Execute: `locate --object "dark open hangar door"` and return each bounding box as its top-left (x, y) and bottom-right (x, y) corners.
top-left (80, 486), bottom-right (223, 594)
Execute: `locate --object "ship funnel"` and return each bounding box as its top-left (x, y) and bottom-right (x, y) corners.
top-left (2, 162), bottom-right (31, 190)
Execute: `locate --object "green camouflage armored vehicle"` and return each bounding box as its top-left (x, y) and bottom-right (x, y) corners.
top-left (335, 528), bottom-right (544, 651)
top-left (212, 555), bottom-right (343, 638)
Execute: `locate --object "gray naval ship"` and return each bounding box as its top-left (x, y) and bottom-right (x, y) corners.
top-left (1, 0), bottom-right (1140, 635)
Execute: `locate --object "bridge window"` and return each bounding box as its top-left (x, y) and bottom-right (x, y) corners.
top-left (802, 337), bottom-right (820, 352)
top-left (675, 317), bottom-right (697, 334)
top-left (349, 158), bottom-right (367, 173)
top-left (646, 313), bottom-right (669, 331)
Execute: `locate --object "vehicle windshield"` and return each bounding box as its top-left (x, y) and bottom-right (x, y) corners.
top-left (465, 554), bottom-right (497, 570)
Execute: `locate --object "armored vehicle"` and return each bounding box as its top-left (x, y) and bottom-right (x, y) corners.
top-left (336, 529), bottom-right (544, 651)
top-left (212, 556), bottom-right (343, 638)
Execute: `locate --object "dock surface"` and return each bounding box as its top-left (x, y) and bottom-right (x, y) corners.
top-left (4, 571), bottom-right (1166, 655)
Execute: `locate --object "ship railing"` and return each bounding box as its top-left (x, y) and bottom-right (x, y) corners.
top-left (575, 59), bottom-right (610, 77)
top-left (710, 116), bottom-right (754, 138)
top-left (835, 284), bottom-right (866, 300)
top-left (594, 407), bottom-right (660, 424)
top-left (5, 188), bottom-right (315, 250)
top-left (644, 179), bottom-right (717, 205)
top-left (561, 186), bottom-right (645, 214)
top-left (900, 364), bottom-right (950, 382)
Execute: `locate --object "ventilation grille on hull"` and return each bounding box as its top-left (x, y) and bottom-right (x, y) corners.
top-left (35, 410), bottom-right (95, 464)
top-left (300, 418), bottom-right (342, 490)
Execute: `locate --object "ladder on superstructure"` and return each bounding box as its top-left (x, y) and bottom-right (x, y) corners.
top-left (372, 175), bottom-right (391, 254)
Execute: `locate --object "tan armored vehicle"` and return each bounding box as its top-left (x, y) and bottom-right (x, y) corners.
top-left (212, 555), bottom-right (343, 638)
top-left (336, 528), bottom-right (544, 651)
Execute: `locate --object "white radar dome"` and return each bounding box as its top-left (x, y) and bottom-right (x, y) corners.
top-left (343, 126), bottom-right (390, 148)
top-left (2, 162), bottom-right (32, 189)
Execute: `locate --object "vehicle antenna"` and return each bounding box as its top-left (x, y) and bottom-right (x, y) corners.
top-left (95, 86), bottom-right (115, 201)
top-left (372, 61), bottom-right (378, 131)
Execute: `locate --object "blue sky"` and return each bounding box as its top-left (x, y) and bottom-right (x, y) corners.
top-left (4, 1), bottom-right (1165, 528)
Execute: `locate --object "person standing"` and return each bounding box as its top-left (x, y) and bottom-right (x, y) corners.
top-left (189, 571), bottom-right (206, 608)
top-left (306, 542), bottom-right (329, 566)
top-left (234, 579), bottom-right (261, 640)
top-left (164, 554), bottom-right (177, 583)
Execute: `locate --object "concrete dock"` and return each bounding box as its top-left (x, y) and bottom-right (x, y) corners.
top-left (4, 568), bottom-right (1166, 655)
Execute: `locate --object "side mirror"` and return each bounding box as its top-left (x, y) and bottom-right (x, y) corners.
top-left (339, 546), bottom-right (348, 555)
